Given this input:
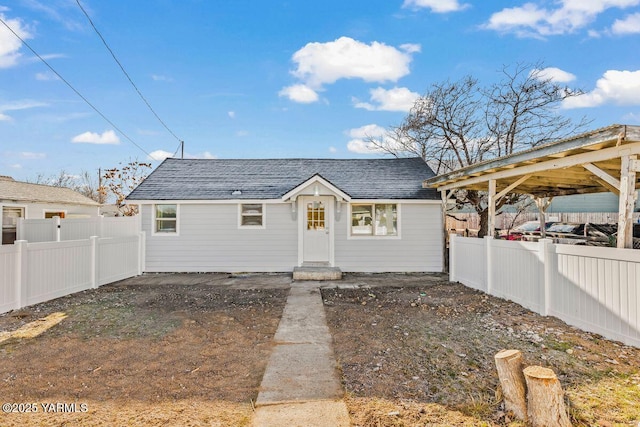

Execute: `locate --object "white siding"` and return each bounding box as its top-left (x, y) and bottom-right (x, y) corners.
top-left (334, 203), bottom-right (442, 272)
top-left (142, 203), bottom-right (298, 272)
top-left (0, 202), bottom-right (99, 219)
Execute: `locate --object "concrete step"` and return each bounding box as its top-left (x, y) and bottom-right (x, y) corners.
top-left (293, 266), bottom-right (342, 281)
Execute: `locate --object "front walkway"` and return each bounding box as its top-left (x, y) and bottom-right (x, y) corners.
top-left (253, 282), bottom-right (350, 427)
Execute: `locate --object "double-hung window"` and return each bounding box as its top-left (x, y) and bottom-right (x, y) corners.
top-left (351, 203), bottom-right (397, 236)
top-left (155, 204), bottom-right (177, 233)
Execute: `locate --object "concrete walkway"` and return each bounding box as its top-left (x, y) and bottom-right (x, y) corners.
top-left (253, 282), bottom-right (350, 427)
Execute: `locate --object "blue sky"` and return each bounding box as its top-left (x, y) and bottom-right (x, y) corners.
top-left (1, 0), bottom-right (640, 182)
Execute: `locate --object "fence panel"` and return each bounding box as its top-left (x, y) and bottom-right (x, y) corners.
top-left (0, 245), bottom-right (17, 313)
top-left (60, 218), bottom-right (99, 241)
top-left (25, 240), bottom-right (93, 307)
top-left (97, 236), bottom-right (140, 285)
top-left (490, 239), bottom-right (544, 313)
top-left (549, 245), bottom-right (640, 347)
top-left (102, 217), bottom-right (140, 237)
top-left (18, 219), bottom-right (56, 242)
top-left (450, 236), bottom-right (487, 291)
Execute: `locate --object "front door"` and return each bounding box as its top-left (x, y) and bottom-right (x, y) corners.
top-left (302, 196), bottom-right (332, 264)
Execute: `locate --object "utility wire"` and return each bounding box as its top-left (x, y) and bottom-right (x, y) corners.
top-left (0, 15), bottom-right (155, 160)
top-left (75, 0), bottom-right (183, 145)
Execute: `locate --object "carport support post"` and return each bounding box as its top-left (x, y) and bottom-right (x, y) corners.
top-left (617, 154), bottom-right (638, 249)
top-left (534, 197), bottom-right (552, 239)
top-left (488, 179), bottom-right (496, 238)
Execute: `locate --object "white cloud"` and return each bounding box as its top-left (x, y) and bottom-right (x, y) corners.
top-left (484, 0), bottom-right (640, 38)
top-left (354, 86), bottom-right (420, 112)
top-left (199, 151), bottom-right (216, 159)
top-left (563, 69), bottom-right (640, 108)
top-left (291, 37), bottom-right (418, 87)
top-left (402, 0), bottom-right (469, 13)
top-left (236, 130), bottom-right (249, 137)
top-left (532, 67), bottom-right (576, 83)
top-left (279, 84), bottom-right (319, 103)
top-left (228, 111), bottom-right (236, 119)
top-left (0, 99), bottom-right (48, 121)
top-left (328, 146), bottom-right (337, 153)
top-left (148, 150), bottom-right (173, 161)
top-left (9, 163), bottom-right (22, 169)
top-left (151, 74), bottom-right (173, 82)
top-left (346, 124), bottom-right (390, 154)
top-left (71, 130), bottom-right (121, 145)
top-left (20, 151), bottom-right (46, 159)
top-left (0, 13), bottom-right (31, 68)
top-left (611, 12), bottom-right (640, 34)
top-left (35, 71), bottom-right (59, 81)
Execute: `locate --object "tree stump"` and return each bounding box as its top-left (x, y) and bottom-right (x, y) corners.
top-left (494, 349), bottom-right (527, 421)
top-left (523, 366), bottom-right (572, 427)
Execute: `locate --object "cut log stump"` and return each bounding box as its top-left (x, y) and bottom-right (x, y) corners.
top-left (494, 349), bottom-right (527, 422)
top-left (523, 365), bottom-right (572, 427)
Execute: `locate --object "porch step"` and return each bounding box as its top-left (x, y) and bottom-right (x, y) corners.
top-left (293, 266), bottom-right (342, 281)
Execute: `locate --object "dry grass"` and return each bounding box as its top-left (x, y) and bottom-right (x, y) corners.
top-left (0, 399), bottom-right (253, 427)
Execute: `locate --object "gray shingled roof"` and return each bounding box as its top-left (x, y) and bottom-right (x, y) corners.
top-left (0, 177), bottom-right (100, 206)
top-left (126, 158), bottom-right (438, 200)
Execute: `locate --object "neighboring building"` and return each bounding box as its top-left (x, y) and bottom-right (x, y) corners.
top-left (126, 158), bottom-right (442, 273)
top-left (0, 176), bottom-right (100, 244)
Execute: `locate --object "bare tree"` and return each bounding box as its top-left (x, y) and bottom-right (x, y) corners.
top-left (367, 62), bottom-right (589, 237)
top-left (101, 160), bottom-right (151, 216)
top-left (28, 170), bottom-right (102, 203)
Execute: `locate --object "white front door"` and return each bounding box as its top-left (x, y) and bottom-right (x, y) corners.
top-left (302, 196), bottom-right (332, 264)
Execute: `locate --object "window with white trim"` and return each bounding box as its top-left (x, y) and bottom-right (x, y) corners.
top-left (239, 203), bottom-right (264, 227)
top-left (351, 203), bottom-right (397, 236)
top-left (155, 204), bottom-right (177, 233)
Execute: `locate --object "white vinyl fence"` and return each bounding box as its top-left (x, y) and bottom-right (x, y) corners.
top-left (450, 235), bottom-right (640, 348)
top-left (0, 233), bottom-right (145, 314)
top-left (18, 216), bottom-right (140, 243)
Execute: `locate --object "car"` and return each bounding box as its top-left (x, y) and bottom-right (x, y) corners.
top-left (545, 223), bottom-right (617, 246)
top-left (499, 220), bottom-right (555, 241)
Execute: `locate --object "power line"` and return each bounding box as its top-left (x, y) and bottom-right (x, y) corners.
top-left (75, 0), bottom-right (183, 144)
top-left (0, 15), bottom-right (155, 160)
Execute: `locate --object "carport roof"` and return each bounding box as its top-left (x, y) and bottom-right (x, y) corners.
top-left (423, 124), bottom-right (640, 198)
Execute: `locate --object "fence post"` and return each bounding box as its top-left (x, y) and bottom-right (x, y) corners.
top-left (14, 240), bottom-right (28, 310)
top-left (485, 236), bottom-right (493, 295)
top-left (449, 234), bottom-right (457, 282)
top-left (540, 239), bottom-right (553, 316)
top-left (55, 216), bottom-right (61, 242)
top-left (138, 231), bottom-right (146, 275)
top-left (90, 236), bottom-right (98, 289)
top-left (99, 215), bottom-right (104, 238)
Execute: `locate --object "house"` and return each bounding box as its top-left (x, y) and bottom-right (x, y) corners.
top-left (125, 157), bottom-right (442, 273)
top-left (0, 176), bottom-right (101, 244)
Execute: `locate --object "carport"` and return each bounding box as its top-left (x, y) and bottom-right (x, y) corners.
top-left (423, 124), bottom-right (640, 248)
top-left (421, 124), bottom-right (640, 348)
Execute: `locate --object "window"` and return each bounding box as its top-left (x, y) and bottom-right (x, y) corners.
top-left (240, 204), bottom-right (264, 227)
top-left (351, 204), bottom-right (397, 236)
top-left (155, 204), bottom-right (177, 233)
top-left (306, 201), bottom-right (325, 230)
top-left (45, 211), bottom-right (65, 219)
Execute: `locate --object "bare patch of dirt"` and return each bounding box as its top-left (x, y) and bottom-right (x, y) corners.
top-left (322, 276), bottom-right (640, 427)
top-left (0, 277), bottom-right (288, 426)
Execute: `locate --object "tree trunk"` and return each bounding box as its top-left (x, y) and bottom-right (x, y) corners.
top-left (523, 366), bottom-right (572, 427)
top-left (477, 208), bottom-right (489, 238)
top-left (494, 349), bottom-right (527, 421)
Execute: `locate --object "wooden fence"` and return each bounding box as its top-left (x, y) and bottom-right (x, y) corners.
top-left (0, 233), bottom-right (145, 314)
top-left (450, 235), bottom-right (640, 347)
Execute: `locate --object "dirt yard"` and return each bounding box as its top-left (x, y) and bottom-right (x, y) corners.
top-left (322, 275), bottom-right (640, 427)
top-left (0, 274), bottom-right (289, 427)
top-left (1, 273), bottom-right (639, 427)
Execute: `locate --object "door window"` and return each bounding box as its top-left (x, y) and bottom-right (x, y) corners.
top-left (306, 201), bottom-right (325, 230)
